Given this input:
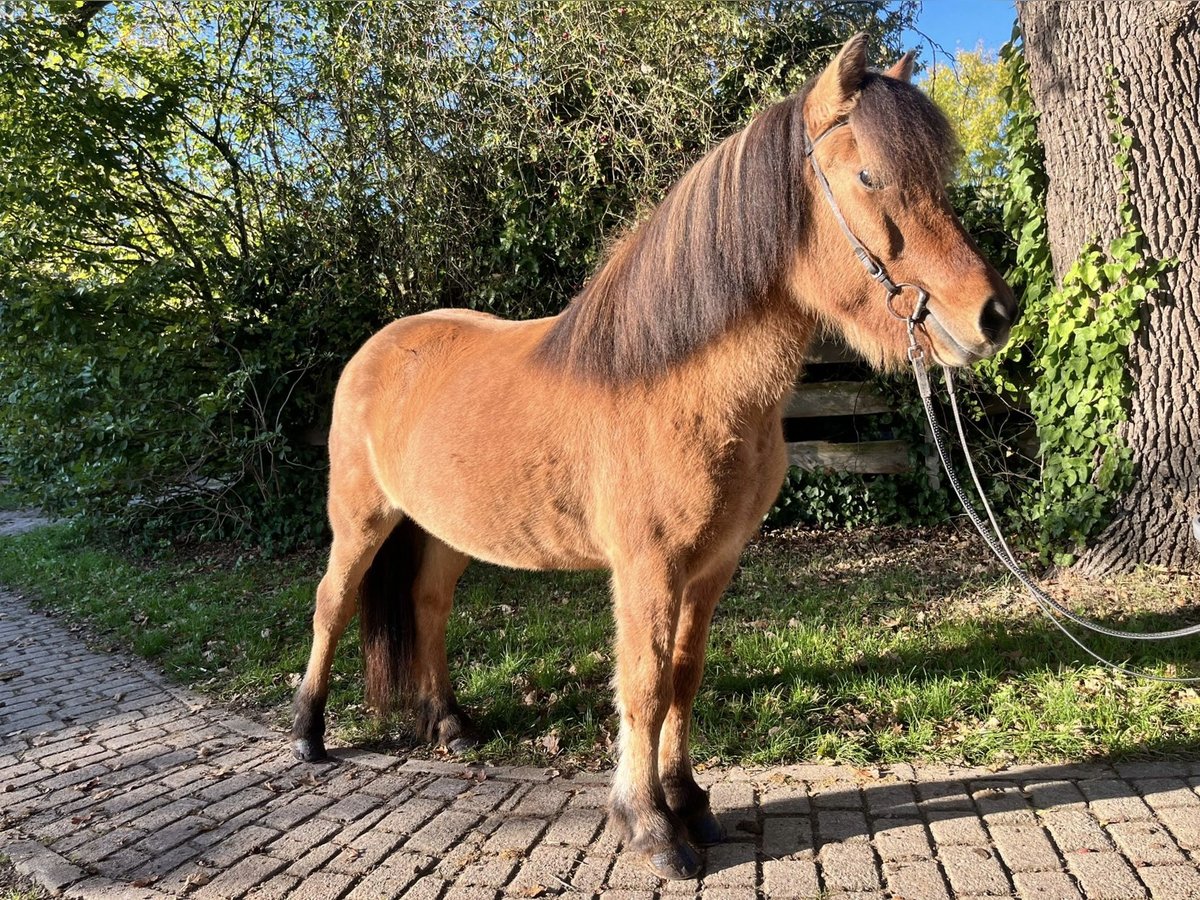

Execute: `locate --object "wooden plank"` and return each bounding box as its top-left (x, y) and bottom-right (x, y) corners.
top-left (783, 381), bottom-right (891, 418)
top-left (787, 439), bottom-right (912, 474)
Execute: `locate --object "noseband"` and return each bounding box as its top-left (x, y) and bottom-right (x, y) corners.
top-left (803, 119), bottom-right (1200, 684)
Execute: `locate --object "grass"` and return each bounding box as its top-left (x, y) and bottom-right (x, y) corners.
top-left (1, 521), bottom-right (1198, 770)
top-left (0, 857), bottom-right (52, 900)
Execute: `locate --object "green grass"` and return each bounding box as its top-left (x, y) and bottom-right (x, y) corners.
top-left (1, 522), bottom-right (1198, 769)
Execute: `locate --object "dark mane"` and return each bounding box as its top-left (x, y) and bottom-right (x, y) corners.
top-left (537, 73), bottom-right (958, 381)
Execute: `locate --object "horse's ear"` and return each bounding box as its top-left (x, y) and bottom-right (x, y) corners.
top-left (807, 33), bottom-right (869, 133)
top-left (885, 50), bottom-right (917, 83)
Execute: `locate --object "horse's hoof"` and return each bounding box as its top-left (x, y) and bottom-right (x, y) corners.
top-left (291, 736), bottom-right (327, 762)
top-left (644, 841), bottom-right (701, 880)
top-left (684, 809), bottom-right (726, 846)
top-left (444, 734), bottom-right (480, 756)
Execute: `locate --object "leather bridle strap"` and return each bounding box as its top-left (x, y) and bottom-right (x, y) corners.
top-left (803, 121), bottom-right (929, 328)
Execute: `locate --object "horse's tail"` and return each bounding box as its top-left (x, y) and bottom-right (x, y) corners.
top-left (359, 518), bottom-right (421, 714)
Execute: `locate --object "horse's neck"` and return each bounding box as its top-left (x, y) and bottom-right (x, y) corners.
top-left (660, 298), bottom-right (815, 424)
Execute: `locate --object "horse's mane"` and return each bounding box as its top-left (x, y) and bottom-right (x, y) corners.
top-left (537, 73), bottom-right (958, 381)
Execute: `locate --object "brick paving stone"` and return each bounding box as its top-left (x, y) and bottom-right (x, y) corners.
top-left (990, 823), bottom-right (1063, 873)
top-left (1080, 779), bottom-right (1156, 823)
top-left (419, 775), bottom-right (472, 801)
top-left (762, 858), bottom-right (820, 898)
top-left (810, 782), bottom-right (862, 810)
top-left (703, 841), bottom-right (757, 887)
top-left (402, 877), bottom-right (451, 899)
top-left (341, 856), bottom-right (430, 900)
top-left (973, 780), bottom-right (1037, 824)
top-left (938, 846), bottom-right (1012, 896)
top-left (1136, 778), bottom-right (1200, 812)
top-left (883, 859), bottom-right (951, 900)
top-left (479, 814), bottom-right (547, 858)
top-left (325, 825), bottom-right (407, 877)
top-left (7, 563), bottom-right (1200, 900)
top-left (864, 782), bottom-right (919, 819)
top-left (762, 816), bottom-right (814, 859)
top-left (816, 808), bottom-right (869, 844)
top-left (1157, 805), bottom-right (1200, 850)
top-left (237, 872), bottom-right (297, 899)
top-left (542, 805), bottom-right (605, 846)
top-left (1107, 821), bottom-right (1188, 866)
top-left (605, 852), bottom-right (659, 890)
top-left (915, 780), bottom-right (975, 810)
top-left (192, 853), bottom-right (288, 900)
top-left (511, 785), bottom-right (571, 818)
top-left (1011, 870), bottom-right (1084, 900)
top-left (819, 843), bottom-right (880, 893)
top-left (872, 819), bottom-right (932, 862)
top-left (196, 824), bottom-right (280, 868)
top-left (926, 810), bottom-right (991, 846)
top-left (1024, 780), bottom-right (1088, 811)
top-left (288, 870), bottom-right (355, 900)
top-left (1064, 851), bottom-right (1147, 900)
top-left (1137, 864), bottom-right (1200, 900)
top-left (507, 844), bottom-right (580, 894)
top-left (569, 853), bottom-right (614, 893)
top-left (759, 782), bottom-right (810, 816)
top-left (1043, 809), bottom-right (1115, 852)
top-left (372, 797), bottom-right (444, 836)
top-left (709, 781), bottom-right (755, 837)
top-left (443, 881), bottom-right (498, 900)
top-left (453, 781), bottom-right (515, 816)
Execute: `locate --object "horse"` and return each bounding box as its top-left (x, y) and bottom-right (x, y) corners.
top-left (289, 33), bottom-right (1016, 879)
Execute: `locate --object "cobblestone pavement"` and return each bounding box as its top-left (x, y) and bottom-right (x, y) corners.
top-left (3, 515), bottom-right (1200, 899)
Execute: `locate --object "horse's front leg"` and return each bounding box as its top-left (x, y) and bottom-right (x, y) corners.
top-left (608, 561), bottom-right (698, 879)
top-left (659, 555), bottom-right (740, 846)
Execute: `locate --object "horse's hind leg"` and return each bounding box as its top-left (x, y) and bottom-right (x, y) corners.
top-left (608, 561), bottom-right (698, 880)
top-left (409, 535), bottom-right (474, 752)
top-left (659, 555), bottom-right (740, 846)
top-left (291, 501), bottom-right (399, 762)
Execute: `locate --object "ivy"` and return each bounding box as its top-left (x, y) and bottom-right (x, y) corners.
top-left (984, 32), bottom-right (1173, 564)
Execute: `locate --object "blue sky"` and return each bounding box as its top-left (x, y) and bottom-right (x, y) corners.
top-left (901, 0), bottom-right (1017, 65)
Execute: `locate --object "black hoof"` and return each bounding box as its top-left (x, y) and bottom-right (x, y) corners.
top-left (445, 734), bottom-right (480, 756)
top-left (684, 808), bottom-right (726, 846)
top-left (644, 841), bottom-right (701, 880)
top-left (291, 736), bottom-right (327, 762)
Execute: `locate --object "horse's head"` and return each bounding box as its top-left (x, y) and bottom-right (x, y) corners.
top-left (794, 34), bottom-right (1017, 369)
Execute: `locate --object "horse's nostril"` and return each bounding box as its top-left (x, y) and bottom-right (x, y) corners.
top-left (980, 294), bottom-right (1017, 343)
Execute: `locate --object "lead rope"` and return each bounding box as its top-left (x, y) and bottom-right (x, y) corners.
top-left (805, 121), bottom-right (1200, 684)
top-left (907, 333), bottom-right (1200, 684)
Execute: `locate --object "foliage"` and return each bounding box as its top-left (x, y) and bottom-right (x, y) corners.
top-left (0, 0), bottom-right (915, 548)
top-left (4, 521), bottom-right (1197, 767)
top-left (981, 33), bottom-right (1171, 564)
top-left (921, 46), bottom-right (1007, 186)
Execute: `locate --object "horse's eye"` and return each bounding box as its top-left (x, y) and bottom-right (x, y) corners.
top-left (858, 169), bottom-right (877, 190)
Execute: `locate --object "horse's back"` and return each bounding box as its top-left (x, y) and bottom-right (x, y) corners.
top-left (330, 308), bottom-right (607, 569)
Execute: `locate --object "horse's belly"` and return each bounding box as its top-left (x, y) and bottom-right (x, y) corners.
top-left (388, 416), bottom-right (606, 572)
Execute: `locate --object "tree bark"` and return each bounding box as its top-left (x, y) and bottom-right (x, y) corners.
top-left (1017, 0), bottom-right (1200, 574)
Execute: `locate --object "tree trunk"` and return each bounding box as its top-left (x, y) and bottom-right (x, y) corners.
top-left (1017, 0), bottom-right (1200, 574)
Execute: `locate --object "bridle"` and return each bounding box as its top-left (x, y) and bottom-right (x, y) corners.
top-left (804, 118), bottom-right (1200, 684)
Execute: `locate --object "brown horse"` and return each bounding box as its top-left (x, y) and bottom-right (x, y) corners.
top-left (290, 34), bottom-right (1015, 879)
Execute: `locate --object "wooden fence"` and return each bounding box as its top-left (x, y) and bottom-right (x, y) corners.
top-left (785, 335), bottom-right (928, 478)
